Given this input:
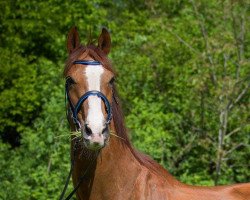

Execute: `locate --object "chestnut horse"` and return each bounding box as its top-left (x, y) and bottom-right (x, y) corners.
top-left (62, 27), bottom-right (250, 200)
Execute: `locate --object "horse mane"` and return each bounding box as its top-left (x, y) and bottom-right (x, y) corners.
top-left (111, 86), bottom-right (169, 176)
top-left (64, 44), bottom-right (173, 178)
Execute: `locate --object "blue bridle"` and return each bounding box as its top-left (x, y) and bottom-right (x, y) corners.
top-left (65, 60), bottom-right (112, 129)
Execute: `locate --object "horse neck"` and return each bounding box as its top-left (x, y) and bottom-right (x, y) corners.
top-left (71, 121), bottom-right (138, 181)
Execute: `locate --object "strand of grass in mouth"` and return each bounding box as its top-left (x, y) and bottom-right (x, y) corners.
top-left (54, 131), bottom-right (82, 140)
top-left (110, 131), bottom-right (126, 141)
top-left (55, 131), bottom-right (125, 141)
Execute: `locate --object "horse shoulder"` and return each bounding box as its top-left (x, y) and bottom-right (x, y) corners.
top-left (128, 166), bottom-right (175, 200)
top-left (228, 183), bottom-right (250, 200)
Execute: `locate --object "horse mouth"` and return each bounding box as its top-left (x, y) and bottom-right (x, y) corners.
top-left (82, 136), bottom-right (109, 151)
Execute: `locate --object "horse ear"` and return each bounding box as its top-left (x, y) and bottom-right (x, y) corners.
top-left (67, 26), bottom-right (80, 54)
top-left (98, 28), bottom-right (111, 55)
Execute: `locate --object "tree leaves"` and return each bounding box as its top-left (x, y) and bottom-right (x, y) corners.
top-left (0, 0), bottom-right (249, 199)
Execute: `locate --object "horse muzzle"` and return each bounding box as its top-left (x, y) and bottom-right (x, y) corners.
top-left (82, 124), bottom-right (110, 150)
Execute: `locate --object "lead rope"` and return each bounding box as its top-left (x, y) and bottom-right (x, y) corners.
top-left (59, 139), bottom-right (98, 200)
top-left (63, 158), bottom-right (96, 200)
top-left (59, 139), bottom-right (79, 200)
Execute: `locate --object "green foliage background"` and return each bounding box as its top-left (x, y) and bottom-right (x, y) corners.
top-left (0, 0), bottom-right (249, 199)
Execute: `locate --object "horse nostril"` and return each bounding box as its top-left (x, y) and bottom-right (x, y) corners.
top-left (84, 124), bottom-right (92, 136)
top-left (102, 126), bottom-right (109, 135)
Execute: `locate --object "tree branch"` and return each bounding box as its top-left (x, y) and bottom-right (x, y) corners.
top-left (224, 143), bottom-right (245, 156)
top-left (190, 0), bottom-right (217, 85)
top-left (227, 82), bottom-right (250, 111)
top-left (225, 127), bottom-right (241, 139)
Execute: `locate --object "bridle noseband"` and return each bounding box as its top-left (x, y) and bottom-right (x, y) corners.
top-left (65, 60), bottom-right (112, 130)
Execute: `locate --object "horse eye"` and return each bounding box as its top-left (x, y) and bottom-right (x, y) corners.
top-left (109, 77), bottom-right (115, 86)
top-left (66, 77), bottom-right (76, 87)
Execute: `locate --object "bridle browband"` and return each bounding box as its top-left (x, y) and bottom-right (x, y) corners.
top-left (65, 60), bottom-right (112, 130)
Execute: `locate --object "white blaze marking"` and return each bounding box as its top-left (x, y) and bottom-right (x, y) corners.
top-left (85, 64), bottom-right (105, 134)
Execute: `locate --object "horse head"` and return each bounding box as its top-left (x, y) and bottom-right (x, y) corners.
top-left (65, 27), bottom-right (115, 151)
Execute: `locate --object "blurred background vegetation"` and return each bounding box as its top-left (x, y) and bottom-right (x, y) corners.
top-left (0, 0), bottom-right (249, 199)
